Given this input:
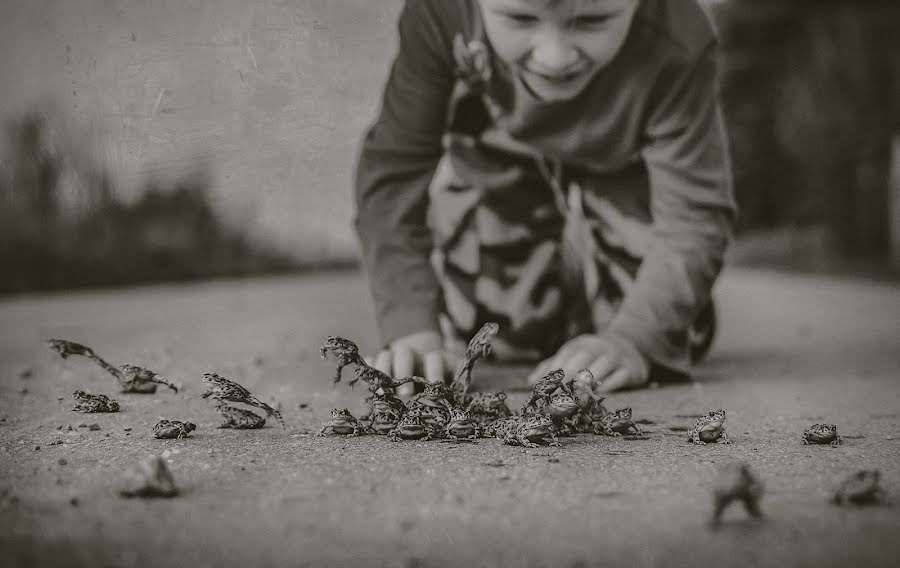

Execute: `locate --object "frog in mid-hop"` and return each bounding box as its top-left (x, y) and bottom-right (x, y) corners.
top-left (802, 423), bottom-right (842, 446)
top-left (711, 462), bottom-right (764, 526)
top-left (593, 407), bottom-right (643, 437)
top-left (687, 409), bottom-right (731, 445)
top-left (318, 408), bottom-right (365, 437)
top-left (832, 470), bottom-right (885, 506)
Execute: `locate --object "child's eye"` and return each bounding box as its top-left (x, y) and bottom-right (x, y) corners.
top-left (502, 12), bottom-right (540, 26)
top-left (570, 15), bottom-right (612, 29)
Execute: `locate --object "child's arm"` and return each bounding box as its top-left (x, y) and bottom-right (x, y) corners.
top-left (530, 39), bottom-right (736, 390)
top-left (607, 40), bottom-right (736, 377)
top-left (353, 1), bottom-right (463, 380)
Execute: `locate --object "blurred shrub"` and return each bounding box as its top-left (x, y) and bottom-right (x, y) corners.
top-left (0, 112), bottom-right (304, 295)
top-left (711, 0), bottom-right (899, 258)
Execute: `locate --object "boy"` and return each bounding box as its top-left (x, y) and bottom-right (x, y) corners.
top-left (353, 0), bottom-right (735, 394)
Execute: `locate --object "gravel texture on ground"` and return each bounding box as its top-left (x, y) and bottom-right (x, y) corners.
top-left (1, 268), bottom-right (899, 567)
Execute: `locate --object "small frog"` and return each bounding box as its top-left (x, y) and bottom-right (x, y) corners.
top-left (388, 409), bottom-right (437, 442)
top-left (201, 372), bottom-right (284, 427)
top-left (119, 456), bottom-right (178, 498)
top-left (466, 391), bottom-right (512, 425)
top-left (215, 402), bottom-right (266, 429)
top-left (523, 369), bottom-right (570, 412)
top-left (368, 391), bottom-right (406, 420)
top-left (687, 409), bottom-right (731, 445)
top-left (152, 419), bottom-right (197, 439)
top-left (802, 423), bottom-right (843, 446)
top-left (711, 462), bottom-right (764, 526)
top-left (319, 336), bottom-right (364, 383)
top-left (412, 382), bottom-right (455, 410)
top-left (502, 415), bottom-right (561, 448)
top-left (369, 410), bottom-right (401, 435)
top-left (72, 390), bottom-right (119, 413)
top-left (317, 408), bottom-right (364, 437)
top-left (408, 400), bottom-right (452, 432)
top-left (546, 392), bottom-right (580, 436)
top-left (445, 408), bottom-right (481, 440)
top-left (593, 407), bottom-right (642, 437)
top-left (832, 470), bottom-right (885, 506)
top-left (565, 369), bottom-right (608, 433)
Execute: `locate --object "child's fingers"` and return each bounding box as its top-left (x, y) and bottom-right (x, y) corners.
top-left (588, 353), bottom-right (616, 383)
top-left (423, 351), bottom-right (444, 384)
top-left (373, 350), bottom-right (392, 375)
top-left (396, 382), bottom-right (415, 397)
top-left (595, 367), bottom-right (631, 393)
top-left (559, 351), bottom-right (593, 382)
top-left (392, 343), bottom-right (415, 381)
top-left (527, 358), bottom-right (553, 384)
top-left (442, 351), bottom-right (463, 376)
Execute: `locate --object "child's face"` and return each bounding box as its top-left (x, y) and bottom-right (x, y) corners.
top-left (478, 0), bottom-right (639, 102)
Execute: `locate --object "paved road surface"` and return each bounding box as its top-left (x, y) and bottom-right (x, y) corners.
top-left (1, 268), bottom-right (899, 567)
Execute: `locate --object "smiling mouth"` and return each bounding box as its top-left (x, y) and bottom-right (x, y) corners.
top-left (523, 67), bottom-right (585, 84)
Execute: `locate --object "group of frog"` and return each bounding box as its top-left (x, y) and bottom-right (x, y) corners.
top-left (47, 325), bottom-right (885, 512)
top-left (318, 322), bottom-right (886, 517)
top-left (47, 338), bottom-right (285, 439)
top-left (319, 322), bottom-right (734, 449)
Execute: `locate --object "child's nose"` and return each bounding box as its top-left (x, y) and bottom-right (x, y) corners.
top-left (530, 30), bottom-right (580, 73)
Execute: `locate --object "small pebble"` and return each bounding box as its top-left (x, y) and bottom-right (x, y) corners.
top-left (34, 446), bottom-right (41, 451)
top-left (548, 457), bottom-right (560, 463)
top-left (50, 440), bottom-right (64, 446)
top-left (18, 386), bottom-right (28, 394)
top-left (69, 497), bottom-right (79, 507)
top-left (88, 424), bottom-right (101, 431)
top-left (58, 458), bottom-right (68, 466)
top-left (56, 425), bottom-right (62, 430)
top-left (124, 427), bottom-right (132, 432)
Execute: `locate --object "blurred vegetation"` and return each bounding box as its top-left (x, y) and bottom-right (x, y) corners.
top-left (1, 0), bottom-right (898, 294)
top-left (711, 0), bottom-right (899, 273)
top-left (0, 112), bottom-right (304, 295)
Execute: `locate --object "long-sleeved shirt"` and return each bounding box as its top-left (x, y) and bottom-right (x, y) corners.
top-left (354, 0), bottom-right (736, 371)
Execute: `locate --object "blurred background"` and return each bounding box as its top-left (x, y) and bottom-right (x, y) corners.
top-left (1, 0), bottom-right (898, 296)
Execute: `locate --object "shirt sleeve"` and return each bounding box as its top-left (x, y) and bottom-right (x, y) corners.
top-left (605, 41), bottom-right (737, 373)
top-left (353, 0), bottom-right (458, 346)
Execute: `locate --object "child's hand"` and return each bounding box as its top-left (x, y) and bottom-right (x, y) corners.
top-left (366, 330), bottom-right (461, 396)
top-left (526, 334), bottom-right (649, 393)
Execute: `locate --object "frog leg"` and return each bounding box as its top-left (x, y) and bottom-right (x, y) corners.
top-left (801, 436), bottom-right (810, 445)
top-left (316, 423), bottom-right (330, 436)
top-left (629, 422), bottom-right (643, 436)
top-left (831, 435), bottom-right (843, 446)
top-left (517, 435), bottom-right (539, 448)
top-left (718, 431), bottom-right (732, 444)
top-left (690, 430), bottom-right (706, 445)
